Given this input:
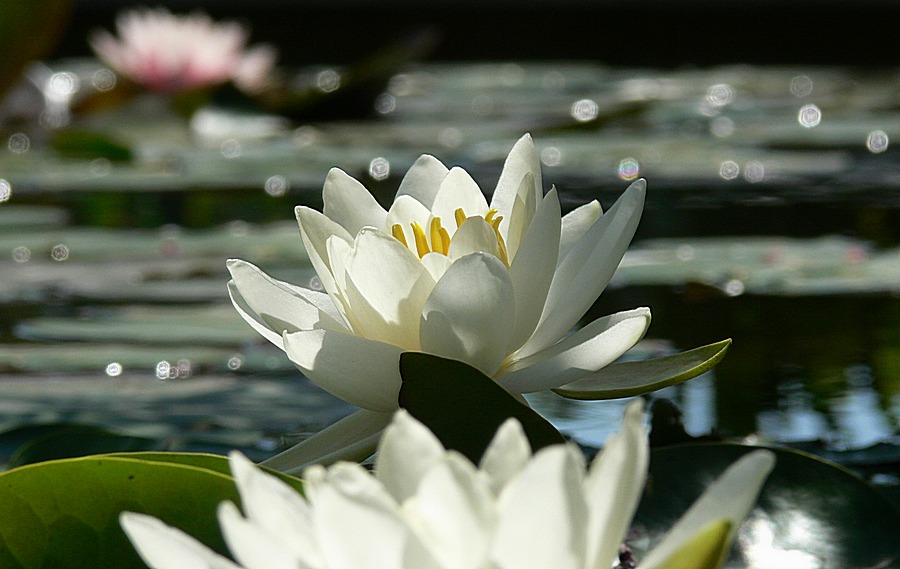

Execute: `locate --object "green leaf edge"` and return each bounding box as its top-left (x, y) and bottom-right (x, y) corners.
top-left (553, 338), bottom-right (731, 400)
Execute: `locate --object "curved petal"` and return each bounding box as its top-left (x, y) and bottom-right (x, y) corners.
top-left (489, 134), bottom-right (543, 238)
top-left (384, 195), bottom-right (434, 253)
top-left (283, 329), bottom-right (403, 412)
top-left (419, 253), bottom-right (516, 376)
top-left (343, 228), bottom-right (436, 350)
top-left (218, 501), bottom-right (301, 569)
top-left (504, 173), bottom-right (538, 261)
top-left (558, 199), bottom-right (602, 264)
top-left (583, 400), bottom-right (648, 569)
top-left (227, 259), bottom-right (346, 341)
top-left (507, 188), bottom-right (561, 351)
top-left (431, 167), bottom-right (489, 231)
top-left (491, 446), bottom-right (587, 569)
top-left (261, 409), bottom-right (392, 475)
top-left (516, 179), bottom-right (646, 360)
top-left (638, 450), bottom-right (776, 569)
top-left (478, 418), bottom-right (532, 496)
top-left (295, 205), bottom-right (353, 306)
top-left (120, 512), bottom-right (241, 569)
top-left (500, 307), bottom-right (651, 393)
top-left (420, 252), bottom-right (453, 282)
top-left (375, 409), bottom-right (447, 503)
top-left (228, 281), bottom-right (286, 350)
top-left (447, 217), bottom-right (503, 262)
top-left (323, 168), bottom-right (388, 236)
top-left (395, 154), bottom-right (450, 209)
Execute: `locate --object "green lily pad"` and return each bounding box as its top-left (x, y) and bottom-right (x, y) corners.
top-left (633, 443), bottom-right (900, 568)
top-left (49, 129), bottom-right (133, 162)
top-left (398, 352), bottom-right (565, 463)
top-left (0, 455), bottom-right (239, 568)
top-left (8, 425), bottom-right (158, 468)
top-left (553, 339), bottom-right (731, 400)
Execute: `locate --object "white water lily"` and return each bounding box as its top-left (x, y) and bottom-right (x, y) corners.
top-left (90, 7), bottom-right (276, 94)
top-left (228, 134), bottom-right (649, 471)
top-left (120, 401), bottom-right (776, 569)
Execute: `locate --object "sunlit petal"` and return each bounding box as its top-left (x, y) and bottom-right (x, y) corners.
top-left (489, 134), bottom-right (543, 238)
top-left (120, 512), bottom-right (241, 569)
top-left (295, 205), bottom-right (353, 303)
top-left (478, 418), bottom-right (532, 496)
top-left (395, 154), bottom-right (450, 209)
top-left (447, 217), bottom-right (502, 262)
top-left (558, 199), bottom-right (602, 264)
top-left (218, 502), bottom-right (302, 569)
top-left (323, 168), bottom-right (388, 236)
top-left (431, 167), bottom-right (489, 231)
top-left (375, 409), bottom-right (447, 502)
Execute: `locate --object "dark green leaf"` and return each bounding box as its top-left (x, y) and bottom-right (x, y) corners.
top-left (0, 455), bottom-right (239, 569)
top-left (553, 339), bottom-right (731, 400)
top-left (398, 352), bottom-right (565, 463)
top-left (633, 443), bottom-right (900, 568)
top-left (49, 129), bottom-right (133, 162)
top-left (8, 425), bottom-right (158, 468)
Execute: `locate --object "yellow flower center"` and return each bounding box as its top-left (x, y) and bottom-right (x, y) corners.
top-left (391, 208), bottom-right (510, 267)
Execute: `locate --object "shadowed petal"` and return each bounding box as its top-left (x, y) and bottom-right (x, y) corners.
top-left (490, 134), bottom-right (543, 238)
top-left (120, 512), bottom-right (241, 569)
top-left (375, 409), bottom-right (446, 502)
top-left (558, 200), bottom-right (602, 264)
top-left (478, 418), bottom-right (532, 496)
top-left (218, 502), bottom-right (303, 569)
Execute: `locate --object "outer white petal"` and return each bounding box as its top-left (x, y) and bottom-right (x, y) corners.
top-left (343, 228), bottom-right (435, 350)
top-left (637, 449), bottom-right (776, 569)
top-left (431, 167), bottom-right (490, 230)
top-left (227, 259), bottom-right (346, 343)
top-left (503, 173), bottom-right (538, 262)
top-left (120, 512), bottom-right (241, 569)
top-left (262, 410), bottom-right (392, 475)
top-left (228, 452), bottom-right (322, 566)
top-left (295, 206), bottom-right (353, 307)
top-left (323, 168), bottom-right (388, 235)
top-left (558, 199), bottom-right (602, 264)
top-left (419, 253), bottom-right (516, 376)
top-left (583, 400), bottom-right (648, 569)
top-left (516, 179), bottom-right (646, 360)
top-left (283, 329), bottom-right (403, 411)
top-left (490, 446), bottom-right (588, 569)
top-left (499, 307), bottom-right (651, 393)
top-left (218, 502), bottom-right (305, 569)
top-left (478, 418), bottom-right (532, 496)
top-left (507, 188), bottom-right (561, 351)
top-left (489, 134), bottom-right (543, 238)
top-left (375, 409), bottom-right (447, 503)
top-left (395, 154), bottom-right (450, 209)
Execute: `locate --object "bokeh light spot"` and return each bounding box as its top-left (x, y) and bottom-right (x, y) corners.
top-left (540, 146), bottom-right (562, 167)
top-left (0, 179), bottom-right (11, 202)
top-left (106, 362), bottom-right (123, 377)
top-left (12, 246), bottom-right (31, 263)
top-left (570, 98), bottom-right (599, 122)
top-left (866, 130), bottom-right (889, 153)
top-left (369, 157), bottom-right (390, 181)
top-left (798, 104), bottom-right (821, 128)
top-left (50, 244), bottom-right (69, 262)
top-left (374, 93), bottom-right (396, 115)
top-left (92, 69), bottom-right (117, 91)
top-left (617, 157), bottom-right (640, 181)
top-left (264, 175), bottom-right (289, 197)
top-left (316, 69), bottom-right (341, 93)
top-left (8, 133), bottom-right (30, 154)
top-left (744, 161), bottom-right (765, 183)
top-left (719, 160), bottom-right (740, 180)
top-left (706, 83), bottom-right (735, 107)
top-left (790, 75), bottom-right (814, 97)
top-left (220, 138), bottom-right (241, 159)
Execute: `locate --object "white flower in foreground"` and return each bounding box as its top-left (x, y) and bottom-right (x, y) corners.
top-left (228, 134), bottom-right (649, 470)
top-left (90, 7), bottom-right (276, 93)
top-left (121, 401), bottom-right (776, 569)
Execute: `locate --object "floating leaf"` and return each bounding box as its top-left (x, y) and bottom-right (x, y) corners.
top-left (553, 339), bottom-right (731, 400)
top-left (633, 443), bottom-right (900, 568)
top-left (398, 352), bottom-right (565, 463)
top-left (8, 425), bottom-right (157, 468)
top-left (49, 129), bottom-right (133, 162)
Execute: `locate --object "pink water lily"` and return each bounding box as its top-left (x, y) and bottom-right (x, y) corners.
top-left (90, 7), bottom-right (276, 93)
top-left (228, 134), bottom-right (648, 471)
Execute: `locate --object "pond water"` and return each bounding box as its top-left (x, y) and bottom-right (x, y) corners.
top-left (0, 62), bottom-right (897, 485)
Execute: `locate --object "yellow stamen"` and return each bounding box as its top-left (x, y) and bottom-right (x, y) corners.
top-left (489, 214), bottom-right (503, 232)
top-left (454, 208), bottom-right (467, 229)
top-left (430, 217), bottom-right (445, 256)
top-left (410, 221), bottom-right (430, 258)
top-left (484, 208), bottom-right (498, 224)
top-left (391, 224), bottom-right (408, 248)
top-left (439, 226), bottom-right (451, 255)
top-left (492, 223), bottom-right (510, 267)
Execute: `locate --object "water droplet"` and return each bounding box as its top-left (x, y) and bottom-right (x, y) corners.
top-left (374, 92), bottom-right (396, 114)
top-left (570, 98), bottom-right (599, 122)
top-left (706, 83), bottom-right (735, 106)
top-left (743, 161), bottom-right (765, 183)
top-left (724, 279), bottom-right (745, 296)
top-left (106, 362), bottom-right (123, 377)
top-left (227, 355), bottom-right (244, 370)
top-left (797, 104), bottom-right (821, 128)
top-left (264, 175), bottom-right (289, 197)
top-left (369, 157), bottom-right (390, 181)
top-left (92, 69), bottom-right (117, 91)
top-left (220, 138), bottom-right (241, 158)
top-left (0, 179), bottom-right (11, 202)
top-left (8, 133), bottom-right (30, 154)
top-left (50, 244), bottom-right (69, 261)
top-left (866, 130), bottom-right (889, 153)
top-left (790, 75), bottom-right (813, 97)
top-left (316, 69), bottom-right (341, 93)
top-left (710, 116), bottom-right (735, 138)
top-left (617, 157), bottom-right (640, 181)
top-left (540, 146), bottom-right (562, 167)
top-left (719, 160), bottom-right (740, 180)
top-left (12, 246), bottom-right (31, 263)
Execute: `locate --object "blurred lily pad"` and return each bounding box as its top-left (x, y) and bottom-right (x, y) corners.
top-left (49, 129), bottom-right (133, 162)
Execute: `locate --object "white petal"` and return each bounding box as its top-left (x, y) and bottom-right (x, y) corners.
top-left (447, 217), bottom-right (502, 262)
top-left (516, 179), bottom-right (646, 360)
top-left (507, 188), bottom-right (561, 351)
top-left (503, 173), bottom-right (538, 261)
top-left (558, 199), bottom-right (602, 264)
top-left (583, 399), bottom-right (648, 569)
top-left (489, 134), bottom-right (543, 238)
top-left (119, 512), bottom-right (241, 569)
top-left (637, 449), bottom-right (776, 569)
top-left (218, 502), bottom-right (304, 569)
top-left (343, 228), bottom-right (435, 350)
top-left (261, 410), bottom-right (392, 475)
top-left (228, 452), bottom-right (322, 566)
top-left (478, 418), bottom-right (532, 496)
top-left (395, 154), bottom-right (450, 209)
top-left (384, 195), bottom-right (435, 256)
top-left (491, 446), bottom-right (587, 569)
top-left (500, 307), bottom-right (651, 393)
top-left (420, 252), bottom-right (453, 282)
top-left (322, 168), bottom-right (388, 235)
top-left (283, 329), bottom-right (403, 411)
top-left (431, 167), bottom-right (489, 231)
top-left (375, 409), bottom-right (447, 502)
top-left (295, 206), bottom-right (353, 305)
top-left (419, 253), bottom-right (516, 376)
